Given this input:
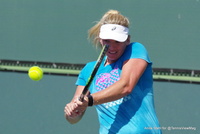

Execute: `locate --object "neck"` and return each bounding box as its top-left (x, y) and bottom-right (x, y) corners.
top-left (104, 58), bottom-right (116, 66)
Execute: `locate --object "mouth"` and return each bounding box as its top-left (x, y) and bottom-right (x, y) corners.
top-left (108, 51), bottom-right (117, 54)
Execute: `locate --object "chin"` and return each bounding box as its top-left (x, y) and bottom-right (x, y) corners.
top-left (107, 58), bottom-right (118, 63)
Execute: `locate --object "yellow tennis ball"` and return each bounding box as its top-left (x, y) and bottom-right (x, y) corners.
top-left (28, 66), bottom-right (43, 81)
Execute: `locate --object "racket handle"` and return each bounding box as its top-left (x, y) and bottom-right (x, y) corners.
top-left (79, 94), bottom-right (85, 102)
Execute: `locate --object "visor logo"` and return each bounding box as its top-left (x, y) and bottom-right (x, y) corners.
top-left (111, 26), bottom-right (116, 31)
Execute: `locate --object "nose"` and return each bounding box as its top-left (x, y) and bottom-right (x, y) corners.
top-left (107, 43), bottom-right (117, 50)
top-left (102, 39), bottom-right (118, 50)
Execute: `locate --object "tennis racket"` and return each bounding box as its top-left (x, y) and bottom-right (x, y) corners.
top-left (79, 44), bottom-right (109, 101)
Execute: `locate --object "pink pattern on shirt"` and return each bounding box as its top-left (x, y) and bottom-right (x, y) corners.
top-left (96, 66), bottom-right (120, 91)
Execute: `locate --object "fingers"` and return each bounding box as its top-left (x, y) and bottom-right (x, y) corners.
top-left (74, 96), bottom-right (88, 106)
top-left (64, 96), bottom-right (89, 119)
top-left (64, 103), bottom-right (79, 117)
top-left (64, 102), bottom-right (85, 118)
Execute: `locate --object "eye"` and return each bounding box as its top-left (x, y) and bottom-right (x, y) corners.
top-left (102, 39), bottom-right (110, 44)
top-left (104, 40), bottom-right (109, 43)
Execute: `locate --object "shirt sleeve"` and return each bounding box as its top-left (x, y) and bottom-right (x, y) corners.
top-left (122, 42), bottom-right (152, 64)
top-left (75, 61), bottom-right (96, 86)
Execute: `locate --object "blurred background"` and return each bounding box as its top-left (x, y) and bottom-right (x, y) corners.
top-left (0, 0), bottom-right (199, 134)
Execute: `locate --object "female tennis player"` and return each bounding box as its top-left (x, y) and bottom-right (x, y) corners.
top-left (64, 10), bottom-right (162, 134)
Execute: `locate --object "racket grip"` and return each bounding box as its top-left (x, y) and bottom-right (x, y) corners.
top-left (79, 94), bottom-right (85, 102)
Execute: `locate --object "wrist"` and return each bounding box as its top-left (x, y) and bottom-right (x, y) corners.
top-left (87, 94), bottom-right (94, 106)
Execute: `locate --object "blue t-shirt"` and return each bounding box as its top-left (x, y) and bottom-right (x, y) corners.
top-left (76, 42), bottom-right (161, 134)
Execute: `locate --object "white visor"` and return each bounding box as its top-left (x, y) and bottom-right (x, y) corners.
top-left (99, 24), bottom-right (129, 42)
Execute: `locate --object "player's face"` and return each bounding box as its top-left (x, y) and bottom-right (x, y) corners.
top-left (100, 37), bottom-right (130, 65)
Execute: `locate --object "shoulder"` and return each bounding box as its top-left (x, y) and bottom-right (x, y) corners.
top-left (127, 42), bottom-right (147, 51)
top-left (85, 61), bottom-right (96, 68)
top-left (122, 42), bottom-right (151, 63)
top-left (76, 61), bottom-right (96, 86)
top-left (81, 61), bottom-right (96, 72)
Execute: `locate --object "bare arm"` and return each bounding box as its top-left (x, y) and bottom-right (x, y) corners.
top-left (92, 58), bottom-right (148, 105)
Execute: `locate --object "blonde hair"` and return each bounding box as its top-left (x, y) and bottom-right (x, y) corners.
top-left (88, 10), bottom-right (130, 47)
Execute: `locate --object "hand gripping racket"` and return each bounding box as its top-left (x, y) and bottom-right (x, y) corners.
top-left (79, 44), bottom-right (109, 101)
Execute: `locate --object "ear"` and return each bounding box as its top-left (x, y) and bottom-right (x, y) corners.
top-left (99, 39), bottom-right (103, 45)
